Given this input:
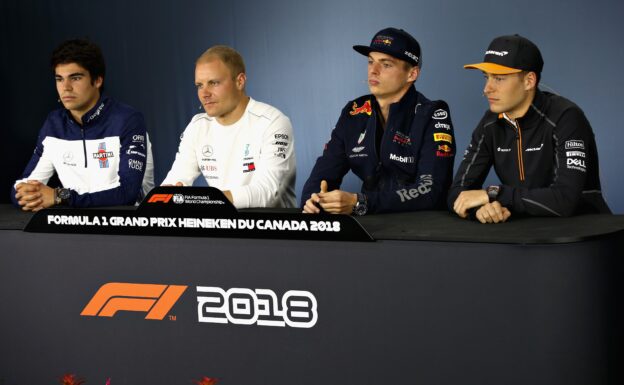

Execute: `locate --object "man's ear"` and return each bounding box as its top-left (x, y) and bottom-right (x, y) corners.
top-left (524, 71), bottom-right (537, 91)
top-left (94, 76), bottom-right (103, 89)
top-left (408, 66), bottom-right (420, 83)
top-left (236, 73), bottom-right (246, 91)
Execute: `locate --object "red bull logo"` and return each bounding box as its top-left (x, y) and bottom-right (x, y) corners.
top-left (373, 36), bottom-right (393, 46)
top-left (350, 100), bottom-right (372, 116)
top-left (436, 144), bottom-right (453, 158)
top-left (438, 144), bottom-right (452, 153)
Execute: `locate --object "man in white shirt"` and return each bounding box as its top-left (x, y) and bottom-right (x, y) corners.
top-left (162, 45), bottom-right (296, 208)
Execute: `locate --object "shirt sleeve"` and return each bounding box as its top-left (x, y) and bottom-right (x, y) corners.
top-left (229, 114), bottom-right (296, 208)
top-left (161, 119), bottom-right (202, 186)
top-left (447, 117), bottom-right (494, 211)
top-left (69, 112), bottom-right (148, 207)
top-left (496, 108), bottom-right (592, 217)
top-left (365, 101), bottom-right (456, 213)
top-left (11, 119), bottom-right (56, 206)
top-left (300, 105), bottom-right (352, 207)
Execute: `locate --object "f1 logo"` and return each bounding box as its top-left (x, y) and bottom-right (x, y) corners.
top-left (81, 283), bottom-right (187, 320)
top-left (147, 194), bottom-right (173, 203)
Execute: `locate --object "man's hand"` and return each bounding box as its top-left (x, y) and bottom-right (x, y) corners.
top-left (453, 190), bottom-right (489, 218)
top-left (475, 201), bottom-right (511, 224)
top-left (222, 190), bottom-right (233, 204)
top-left (303, 180), bottom-right (330, 214)
top-left (15, 180), bottom-right (55, 211)
top-left (317, 186), bottom-right (357, 214)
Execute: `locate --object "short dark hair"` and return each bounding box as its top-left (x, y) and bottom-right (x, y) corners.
top-left (51, 39), bottom-right (106, 84)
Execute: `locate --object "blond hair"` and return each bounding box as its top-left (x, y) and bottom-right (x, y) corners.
top-left (196, 45), bottom-right (246, 78)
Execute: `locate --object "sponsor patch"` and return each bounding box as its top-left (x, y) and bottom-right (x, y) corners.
top-left (389, 153), bottom-right (415, 164)
top-left (127, 145), bottom-right (146, 157)
top-left (350, 100), bottom-right (372, 116)
top-left (202, 145), bottom-right (214, 157)
top-left (392, 132), bottom-right (411, 146)
top-left (435, 122), bottom-right (451, 131)
top-left (525, 143), bottom-right (543, 152)
top-left (62, 151), bottom-right (76, 166)
top-left (566, 151), bottom-right (585, 158)
top-left (404, 50), bottom-right (418, 63)
top-left (497, 147), bottom-right (511, 152)
top-left (565, 140), bottom-right (585, 150)
top-left (436, 144), bottom-right (453, 158)
top-left (567, 158), bottom-right (586, 172)
top-left (357, 130), bottom-right (366, 144)
top-left (432, 109), bottom-right (448, 120)
top-left (485, 50), bottom-right (508, 57)
top-left (396, 175), bottom-right (433, 202)
top-left (373, 35), bottom-right (393, 46)
top-left (128, 159), bottom-right (143, 171)
top-left (243, 162), bottom-right (256, 173)
top-left (433, 133), bottom-right (453, 143)
top-left (352, 146), bottom-right (365, 153)
top-left (93, 142), bottom-right (113, 168)
top-left (85, 102), bottom-right (105, 123)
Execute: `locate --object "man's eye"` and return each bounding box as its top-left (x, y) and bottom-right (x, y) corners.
top-left (383, 63), bottom-right (391, 68)
top-left (209, 81), bottom-right (219, 86)
top-left (196, 84), bottom-right (202, 89)
top-left (70, 76), bottom-right (82, 81)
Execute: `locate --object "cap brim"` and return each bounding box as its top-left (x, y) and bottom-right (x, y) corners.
top-left (353, 45), bottom-right (373, 57)
top-left (353, 45), bottom-right (416, 66)
top-left (463, 62), bottom-right (522, 74)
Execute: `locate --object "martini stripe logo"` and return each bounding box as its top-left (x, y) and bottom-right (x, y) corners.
top-left (93, 142), bottom-right (114, 168)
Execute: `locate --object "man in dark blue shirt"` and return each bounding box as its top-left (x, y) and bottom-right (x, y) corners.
top-left (13, 39), bottom-right (154, 210)
top-left (302, 28), bottom-right (455, 215)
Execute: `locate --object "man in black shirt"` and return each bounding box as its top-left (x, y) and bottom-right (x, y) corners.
top-left (449, 34), bottom-right (610, 223)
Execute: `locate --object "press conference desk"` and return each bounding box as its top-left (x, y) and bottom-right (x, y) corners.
top-left (1, 204), bottom-right (623, 385)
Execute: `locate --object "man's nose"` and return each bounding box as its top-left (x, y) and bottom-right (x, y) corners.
top-left (483, 79), bottom-right (494, 94)
top-left (62, 79), bottom-right (72, 91)
top-left (369, 63), bottom-right (380, 75)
